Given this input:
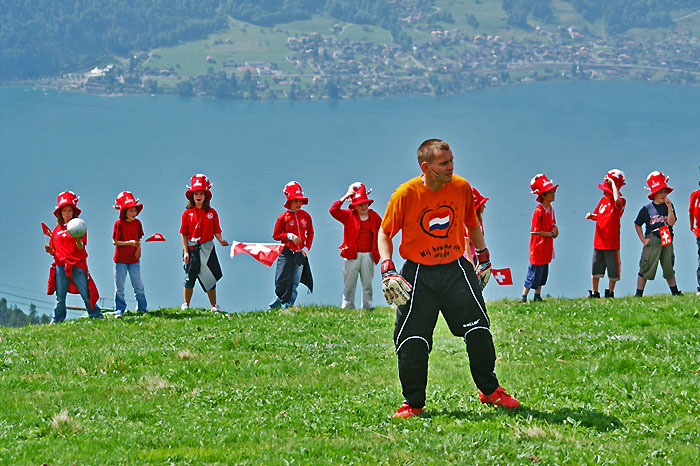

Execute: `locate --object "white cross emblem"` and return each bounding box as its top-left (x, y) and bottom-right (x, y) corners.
top-left (494, 271), bottom-right (506, 284)
top-left (660, 228), bottom-right (671, 244)
top-left (244, 244), bottom-right (271, 255)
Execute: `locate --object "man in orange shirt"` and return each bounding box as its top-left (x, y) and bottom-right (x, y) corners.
top-left (378, 138), bottom-right (520, 418)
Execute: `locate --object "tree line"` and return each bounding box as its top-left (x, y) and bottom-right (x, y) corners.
top-left (503, 0), bottom-right (697, 32)
top-left (0, 298), bottom-right (50, 327)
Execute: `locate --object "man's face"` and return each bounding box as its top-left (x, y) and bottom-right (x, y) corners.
top-left (424, 149), bottom-right (454, 183)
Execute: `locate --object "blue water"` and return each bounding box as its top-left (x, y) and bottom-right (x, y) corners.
top-left (1, 81), bottom-right (699, 316)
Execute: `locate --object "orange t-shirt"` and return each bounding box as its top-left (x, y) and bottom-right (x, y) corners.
top-left (381, 175), bottom-right (479, 265)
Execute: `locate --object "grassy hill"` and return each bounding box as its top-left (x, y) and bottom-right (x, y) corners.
top-left (2, 296), bottom-right (699, 464)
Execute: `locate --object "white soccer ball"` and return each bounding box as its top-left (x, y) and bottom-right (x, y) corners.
top-left (66, 218), bottom-right (87, 239)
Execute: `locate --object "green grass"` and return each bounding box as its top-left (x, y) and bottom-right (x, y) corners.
top-left (2, 295), bottom-right (700, 464)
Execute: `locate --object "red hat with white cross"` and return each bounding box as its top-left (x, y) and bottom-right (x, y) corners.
top-left (644, 171), bottom-right (673, 200)
top-left (186, 174), bottom-right (213, 200)
top-left (283, 181), bottom-right (308, 209)
top-left (349, 182), bottom-right (374, 207)
top-left (113, 191), bottom-right (143, 215)
top-left (530, 173), bottom-right (558, 203)
top-left (472, 187), bottom-right (489, 210)
top-left (53, 191), bottom-right (81, 217)
top-left (598, 169), bottom-right (626, 195)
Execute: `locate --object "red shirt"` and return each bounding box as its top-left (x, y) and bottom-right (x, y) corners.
top-left (273, 209), bottom-right (314, 252)
top-left (690, 189), bottom-right (700, 237)
top-left (180, 207), bottom-right (221, 244)
top-left (356, 218), bottom-right (374, 253)
top-left (329, 199), bottom-right (382, 263)
top-left (50, 225), bottom-right (88, 270)
top-left (529, 204), bottom-right (556, 265)
top-left (112, 218), bottom-right (144, 263)
top-left (589, 194), bottom-right (625, 250)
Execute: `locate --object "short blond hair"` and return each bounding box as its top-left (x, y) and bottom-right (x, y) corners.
top-left (417, 139), bottom-right (450, 165)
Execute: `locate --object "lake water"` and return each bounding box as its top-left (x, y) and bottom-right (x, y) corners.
top-left (1, 81), bottom-right (699, 316)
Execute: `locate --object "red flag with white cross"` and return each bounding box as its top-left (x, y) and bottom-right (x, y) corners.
top-left (659, 225), bottom-right (672, 246)
top-left (492, 268), bottom-right (513, 286)
top-left (230, 241), bottom-right (285, 267)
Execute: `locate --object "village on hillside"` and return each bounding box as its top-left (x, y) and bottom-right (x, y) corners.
top-left (37, 19), bottom-right (700, 100)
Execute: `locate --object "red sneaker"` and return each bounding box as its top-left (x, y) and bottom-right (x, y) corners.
top-left (393, 403), bottom-right (425, 418)
top-left (478, 386), bottom-right (520, 408)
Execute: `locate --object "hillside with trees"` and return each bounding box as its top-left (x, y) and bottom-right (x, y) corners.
top-left (0, 298), bottom-right (49, 327)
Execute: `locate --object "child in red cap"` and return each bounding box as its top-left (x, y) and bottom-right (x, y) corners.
top-left (180, 174), bottom-right (229, 312)
top-left (520, 174), bottom-right (559, 303)
top-left (634, 171), bottom-right (681, 297)
top-left (112, 191), bottom-right (147, 317)
top-left (585, 170), bottom-right (626, 298)
top-left (44, 191), bottom-right (103, 322)
top-left (329, 182), bottom-right (382, 309)
top-left (270, 181), bottom-right (314, 309)
top-left (689, 165), bottom-right (700, 295)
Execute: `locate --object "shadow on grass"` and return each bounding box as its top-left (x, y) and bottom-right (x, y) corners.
top-left (424, 406), bottom-right (623, 432)
top-left (146, 310), bottom-right (209, 320)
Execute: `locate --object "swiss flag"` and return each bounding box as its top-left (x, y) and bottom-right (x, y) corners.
top-left (41, 222), bottom-right (54, 238)
top-left (659, 225), bottom-right (672, 246)
top-left (492, 268), bottom-right (513, 286)
top-left (145, 233), bottom-right (166, 242)
top-left (230, 241), bottom-right (284, 267)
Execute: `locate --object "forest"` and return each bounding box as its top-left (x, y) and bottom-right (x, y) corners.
top-left (0, 298), bottom-right (50, 327)
top-left (0, 0), bottom-right (696, 80)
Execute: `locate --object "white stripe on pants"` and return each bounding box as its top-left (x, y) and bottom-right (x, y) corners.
top-left (342, 252), bottom-right (375, 309)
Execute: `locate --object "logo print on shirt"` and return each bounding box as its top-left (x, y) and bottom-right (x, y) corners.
top-left (207, 212), bottom-right (214, 219)
top-left (420, 205), bottom-right (455, 239)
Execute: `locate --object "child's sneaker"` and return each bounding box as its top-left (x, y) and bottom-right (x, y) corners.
top-left (588, 290), bottom-right (600, 298)
top-left (533, 295), bottom-right (543, 302)
top-left (393, 403), bottom-right (424, 418)
top-left (479, 386), bottom-right (520, 408)
top-left (180, 303), bottom-right (189, 311)
top-left (519, 296), bottom-right (527, 304)
top-left (114, 311), bottom-right (123, 319)
top-left (211, 304), bottom-right (223, 312)
top-left (604, 289), bottom-right (614, 298)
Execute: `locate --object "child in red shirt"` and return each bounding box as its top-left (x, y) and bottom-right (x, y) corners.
top-left (521, 174), bottom-right (559, 303)
top-left (270, 181), bottom-right (314, 309)
top-left (112, 191), bottom-right (147, 317)
top-left (585, 170), bottom-right (626, 298)
top-left (44, 191), bottom-right (103, 322)
top-left (689, 165), bottom-right (700, 295)
top-left (180, 174), bottom-right (229, 312)
top-left (329, 182), bottom-right (382, 309)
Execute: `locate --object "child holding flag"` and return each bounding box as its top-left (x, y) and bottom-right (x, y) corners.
top-left (112, 191), bottom-right (147, 317)
top-left (585, 170), bottom-right (626, 298)
top-left (520, 174), bottom-right (558, 303)
top-left (270, 181), bottom-right (314, 309)
top-left (180, 174), bottom-right (229, 312)
top-left (634, 171), bottom-right (681, 297)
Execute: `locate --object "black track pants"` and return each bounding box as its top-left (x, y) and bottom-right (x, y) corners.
top-left (394, 257), bottom-right (499, 408)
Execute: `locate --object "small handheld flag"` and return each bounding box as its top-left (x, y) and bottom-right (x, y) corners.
top-left (659, 225), bottom-right (672, 246)
top-left (230, 241), bottom-right (284, 267)
top-left (492, 268), bottom-right (513, 286)
top-left (41, 222), bottom-right (54, 239)
top-left (145, 233), bottom-right (166, 242)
